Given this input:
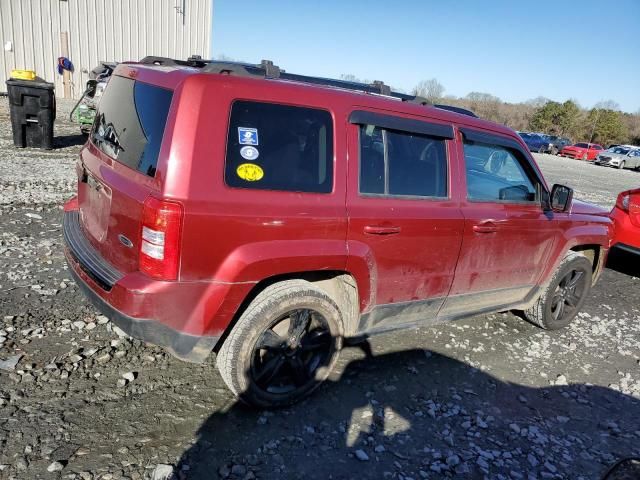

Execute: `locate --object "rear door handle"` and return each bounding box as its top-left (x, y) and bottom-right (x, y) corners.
top-left (364, 225), bottom-right (401, 235)
top-left (472, 221), bottom-right (498, 234)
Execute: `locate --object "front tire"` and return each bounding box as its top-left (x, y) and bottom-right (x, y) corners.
top-left (525, 252), bottom-right (592, 330)
top-left (618, 161), bottom-right (625, 170)
top-left (216, 280), bottom-right (343, 408)
top-left (581, 153), bottom-right (588, 161)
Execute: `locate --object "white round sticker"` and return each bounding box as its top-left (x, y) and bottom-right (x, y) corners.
top-left (240, 146), bottom-right (259, 160)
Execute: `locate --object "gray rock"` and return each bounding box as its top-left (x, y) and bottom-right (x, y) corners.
top-left (0, 354), bottom-right (22, 371)
top-left (355, 449), bottom-right (370, 461)
top-left (47, 461), bottom-right (64, 472)
top-left (151, 464), bottom-right (174, 480)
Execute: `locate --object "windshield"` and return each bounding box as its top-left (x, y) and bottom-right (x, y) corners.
top-left (91, 76), bottom-right (173, 177)
top-left (574, 143), bottom-right (588, 148)
top-left (607, 147), bottom-right (630, 154)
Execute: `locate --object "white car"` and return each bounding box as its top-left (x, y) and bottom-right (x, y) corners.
top-left (594, 145), bottom-right (640, 170)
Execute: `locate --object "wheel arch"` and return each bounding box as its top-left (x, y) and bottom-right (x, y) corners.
top-left (213, 270), bottom-right (361, 352)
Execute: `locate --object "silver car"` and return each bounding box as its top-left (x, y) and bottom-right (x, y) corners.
top-left (594, 145), bottom-right (640, 170)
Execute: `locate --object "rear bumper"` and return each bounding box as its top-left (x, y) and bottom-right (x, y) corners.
top-left (68, 264), bottom-right (218, 362)
top-left (610, 207), bottom-right (640, 251)
top-left (63, 209), bottom-right (254, 363)
top-left (613, 243), bottom-right (640, 257)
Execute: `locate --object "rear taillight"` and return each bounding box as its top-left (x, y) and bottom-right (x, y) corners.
top-left (630, 193), bottom-right (640, 228)
top-left (139, 197), bottom-right (183, 280)
top-left (616, 191), bottom-right (630, 212)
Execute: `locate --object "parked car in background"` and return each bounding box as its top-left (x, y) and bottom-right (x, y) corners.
top-left (610, 189), bottom-right (640, 257)
top-left (546, 135), bottom-right (572, 155)
top-left (594, 145), bottom-right (640, 170)
top-left (559, 142), bottom-right (603, 160)
top-left (518, 132), bottom-right (552, 153)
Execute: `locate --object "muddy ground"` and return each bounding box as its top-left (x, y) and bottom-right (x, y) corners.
top-left (1, 99), bottom-right (640, 480)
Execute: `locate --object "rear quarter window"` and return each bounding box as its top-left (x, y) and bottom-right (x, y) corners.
top-left (92, 76), bottom-right (173, 177)
top-left (225, 101), bottom-right (333, 193)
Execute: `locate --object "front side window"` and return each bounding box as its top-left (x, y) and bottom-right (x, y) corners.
top-left (92, 77), bottom-right (173, 177)
top-left (359, 125), bottom-right (448, 198)
top-left (225, 101), bottom-right (333, 193)
top-left (463, 141), bottom-right (537, 203)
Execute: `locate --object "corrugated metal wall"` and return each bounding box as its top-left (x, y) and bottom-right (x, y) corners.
top-left (0, 0), bottom-right (212, 98)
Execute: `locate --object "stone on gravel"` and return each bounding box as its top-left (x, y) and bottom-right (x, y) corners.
top-left (355, 449), bottom-right (370, 461)
top-left (47, 461), bottom-right (64, 472)
top-left (0, 354), bottom-right (22, 371)
top-left (151, 464), bottom-right (175, 480)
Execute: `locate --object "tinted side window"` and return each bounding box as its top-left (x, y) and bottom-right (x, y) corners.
top-left (92, 77), bottom-right (173, 177)
top-left (225, 101), bottom-right (333, 193)
top-left (463, 141), bottom-right (537, 203)
top-left (359, 125), bottom-right (447, 198)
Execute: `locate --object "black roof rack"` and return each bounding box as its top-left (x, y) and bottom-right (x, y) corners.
top-left (138, 56), bottom-right (478, 118)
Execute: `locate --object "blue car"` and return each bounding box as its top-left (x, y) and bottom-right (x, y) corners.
top-left (518, 132), bottom-right (553, 154)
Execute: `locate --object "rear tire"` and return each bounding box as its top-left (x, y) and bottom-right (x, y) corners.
top-left (216, 280), bottom-right (343, 408)
top-left (525, 252), bottom-right (593, 330)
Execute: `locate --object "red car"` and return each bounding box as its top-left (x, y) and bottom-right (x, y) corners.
top-left (559, 142), bottom-right (604, 160)
top-left (611, 189), bottom-right (640, 256)
top-left (63, 57), bottom-right (612, 407)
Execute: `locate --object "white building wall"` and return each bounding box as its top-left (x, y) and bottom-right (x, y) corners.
top-left (0, 0), bottom-right (212, 98)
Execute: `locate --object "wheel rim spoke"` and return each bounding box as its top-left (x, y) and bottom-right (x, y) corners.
top-left (288, 309), bottom-right (311, 339)
top-left (287, 356), bottom-right (309, 386)
top-left (567, 271), bottom-right (584, 290)
top-left (565, 292), bottom-right (581, 307)
top-left (256, 329), bottom-right (286, 350)
top-left (300, 331), bottom-right (331, 351)
top-left (255, 355), bottom-right (285, 385)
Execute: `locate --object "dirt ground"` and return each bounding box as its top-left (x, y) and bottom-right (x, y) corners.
top-left (1, 99), bottom-right (639, 480)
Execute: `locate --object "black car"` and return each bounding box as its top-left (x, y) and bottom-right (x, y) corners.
top-left (546, 135), bottom-right (572, 155)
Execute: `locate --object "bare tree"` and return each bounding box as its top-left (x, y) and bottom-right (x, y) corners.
top-left (412, 78), bottom-right (445, 104)
top-left (594, 100), bottom-right (621, 111)
top-left (525, 96), bottom-right (551, 108)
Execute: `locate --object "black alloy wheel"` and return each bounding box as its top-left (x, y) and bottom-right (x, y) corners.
top-left (549, 269), bottom-right (588, 323)
top-left (250, 308), bottom-right (335, 395)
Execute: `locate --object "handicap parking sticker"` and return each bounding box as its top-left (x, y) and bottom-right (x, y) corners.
top-left (238, 127), bottom-right (259, 145)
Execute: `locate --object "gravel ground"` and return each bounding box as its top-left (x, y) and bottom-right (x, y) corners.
top-left (1, 100), bottom-right (639, 480)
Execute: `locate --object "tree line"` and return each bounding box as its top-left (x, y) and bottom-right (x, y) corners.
top-left (341, 74), bottom-right (640, 147)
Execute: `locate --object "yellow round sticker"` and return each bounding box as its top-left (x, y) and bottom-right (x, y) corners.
top-left (236, 163), bottom-right (264, 182)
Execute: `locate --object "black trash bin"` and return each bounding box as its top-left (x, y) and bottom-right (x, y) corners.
top-left (6, 77), bottom-right (56, 149)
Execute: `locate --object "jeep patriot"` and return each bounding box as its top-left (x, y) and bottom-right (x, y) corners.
top-left (63, 57), bottom-right (612, 407)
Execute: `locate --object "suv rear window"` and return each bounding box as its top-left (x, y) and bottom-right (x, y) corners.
top-left (225, 101), bottom-right (333, 193)
top-left (91, 76), bottom-right (173, 177)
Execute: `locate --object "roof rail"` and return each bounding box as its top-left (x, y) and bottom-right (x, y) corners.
top-left (433, 104), bottom-right (479, 118)
top-left (137, 56), bottom-right (479, 118)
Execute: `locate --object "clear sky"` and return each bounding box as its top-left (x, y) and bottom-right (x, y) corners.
top-left (211, 0), bottom-right (639, 113)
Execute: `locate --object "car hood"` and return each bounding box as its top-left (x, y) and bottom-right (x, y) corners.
top-left (598, 152), bottom-right (626, 159)
top-left (570, 199), bottom-right (609, 216)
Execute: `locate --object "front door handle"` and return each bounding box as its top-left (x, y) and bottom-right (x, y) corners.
top-left (364, 225), bottom-right (401, 235)
top-left (472, 221), bottom-right (498, 234)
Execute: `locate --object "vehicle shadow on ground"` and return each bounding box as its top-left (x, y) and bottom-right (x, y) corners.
top-left (54, 133), bottom-right (87, 149)
top-left (176, 343), bottom-right (640, 479)
top-left (606, 248), bottom-right (640, 279)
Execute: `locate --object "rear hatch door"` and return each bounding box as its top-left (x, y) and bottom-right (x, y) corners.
top-left (77, 74), bottom-right (173, 274)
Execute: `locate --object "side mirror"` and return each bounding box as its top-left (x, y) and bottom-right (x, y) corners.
top-left (550, 184), bottom-right (573, 212)
top-left (499, 185), bottom-right (532, 202)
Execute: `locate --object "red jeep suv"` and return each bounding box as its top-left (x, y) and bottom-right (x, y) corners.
top-left (63, 57), bottom-right (612, 407)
